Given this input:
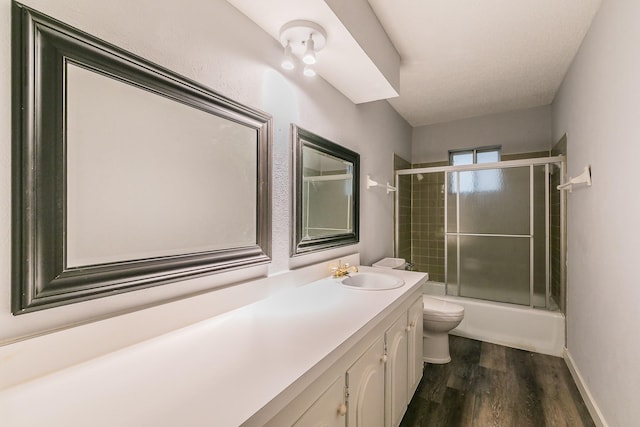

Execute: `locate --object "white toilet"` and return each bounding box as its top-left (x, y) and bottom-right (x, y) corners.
top-left (371, 257), bottom-right (406, 270)
top-left (422, 296), bottom-right (464, 364)
top-left (371, 258), bottom-right (464, 364)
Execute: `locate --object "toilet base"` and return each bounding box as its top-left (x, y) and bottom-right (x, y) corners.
top-left (422, 333), bottom-right (452, 364)
top-left (423, 354), bottom-right (451, 364)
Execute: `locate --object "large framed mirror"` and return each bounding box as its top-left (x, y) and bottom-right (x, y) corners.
top-left (11, 3), bottom-right (271, 313)
top-left (291, 125), bottom-right (359, 255)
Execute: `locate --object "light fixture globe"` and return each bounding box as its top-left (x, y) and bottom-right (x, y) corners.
top-left (279, 20), bottom-right (326, 70)
top-left (281, 41), bottom-right (295, 70)
top-left (302, 35), bottom-right (316, 65)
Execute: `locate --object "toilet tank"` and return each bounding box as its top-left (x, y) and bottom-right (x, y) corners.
top-left (372, 257), bottom-right (406, 270)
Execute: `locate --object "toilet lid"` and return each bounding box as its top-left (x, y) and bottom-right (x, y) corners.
top-left (422, 297), bottom-right (464, 319)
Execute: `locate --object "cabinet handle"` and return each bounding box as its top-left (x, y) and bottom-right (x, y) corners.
top-left (338, 403), bottom-right (347, 416)
top-left (380, 354), bottom-right (388, 363)
top-left (405, 325), bottom-right (411, 332)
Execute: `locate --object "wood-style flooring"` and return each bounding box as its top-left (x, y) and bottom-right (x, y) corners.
top-left (401, 336), bottom-right (595, 427)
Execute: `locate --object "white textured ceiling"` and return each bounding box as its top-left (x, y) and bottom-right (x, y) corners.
top-left (368, 0), bottom-right (602, 126)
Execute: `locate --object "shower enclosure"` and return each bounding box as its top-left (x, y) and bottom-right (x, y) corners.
top-left (395, 156), bottom-right (566, 311)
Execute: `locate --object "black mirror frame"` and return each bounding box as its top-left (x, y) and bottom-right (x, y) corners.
top-left (291, 125), bottom-right (360, 256)
top-left (11, 2), bottom-right (272, 314)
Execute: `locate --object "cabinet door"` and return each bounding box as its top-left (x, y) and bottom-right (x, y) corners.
top-left (385, 314), bottom-right (408, 427)
top-left (293, 375), bottom-right (346, 427)
top-left (407, 296), bottom-right (424, 397)
top-left (346, 336), bottom-right (385, 427)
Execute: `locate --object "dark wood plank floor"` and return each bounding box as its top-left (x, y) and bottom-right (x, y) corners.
top-left (401, 336), bottom-right (595, 427)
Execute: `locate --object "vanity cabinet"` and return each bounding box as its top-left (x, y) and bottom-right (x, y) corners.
top-left (262, 291), bottom-right (424, 427)
top-left (293, 375), bottom-right (346, 427)
top-left (346, 337), bottom-right (386, 427)
top-left (407, 297), bottom-right (424, 397)
top-left (385, 313), bottom-right (409, 427)
top-left (385, 295), bottom-right (423, 427)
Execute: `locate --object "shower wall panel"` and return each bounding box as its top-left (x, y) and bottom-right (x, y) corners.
top-left (550, 137), bottom-right (567, 312)
top-left (412, 163), bottom-right (446, 281)
top-left (394, 155), bottom-right (412, 264)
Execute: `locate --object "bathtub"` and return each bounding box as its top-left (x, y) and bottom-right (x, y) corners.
top-left (423, 282), bottom-right (566, 357)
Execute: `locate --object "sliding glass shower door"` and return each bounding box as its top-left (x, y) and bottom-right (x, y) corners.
top-left (447, 166), bottom-right (531, 304)
top-left (395, 156), bottom-right (565, 311)
top-left (446, 164), bottom-right (550, 307)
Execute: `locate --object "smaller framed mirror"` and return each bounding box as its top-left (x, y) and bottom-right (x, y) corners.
top-left (291, 125), bottom-right (359, 255)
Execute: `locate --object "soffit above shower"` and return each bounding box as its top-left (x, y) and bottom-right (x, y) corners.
top-left (225, 0), bottom-right (400, 104)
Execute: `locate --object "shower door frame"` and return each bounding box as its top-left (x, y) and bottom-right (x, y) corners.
top-left (395, 155), bottom-right (565, 309)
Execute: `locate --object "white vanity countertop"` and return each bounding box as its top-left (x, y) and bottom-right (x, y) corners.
top-left (0, 267), bottom-right (425, 426)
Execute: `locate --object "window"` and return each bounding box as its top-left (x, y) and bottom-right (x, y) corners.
top-left (449, 146), bottom-right (501, 166)
top-left (449, 146), bottom-right (501, 193)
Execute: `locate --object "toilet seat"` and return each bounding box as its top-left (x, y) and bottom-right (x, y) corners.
top-left (423, 297), bottom-right (464, 321)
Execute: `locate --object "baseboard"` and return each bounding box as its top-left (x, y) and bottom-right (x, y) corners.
top-left (563, 349), bottom-right (608, 427)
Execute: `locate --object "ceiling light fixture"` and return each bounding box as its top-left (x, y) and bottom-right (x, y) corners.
top-left (302, 35), bottom-right (316, 65)
top-left (281, 41), bottom-right (295, 70)
top-left (279, 20), bottom-right (326, 75)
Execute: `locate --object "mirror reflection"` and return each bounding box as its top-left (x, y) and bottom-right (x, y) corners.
top-left (302, 146), bottom-right (354, 239)
top-left (292, 125), bottom-right (359, 255)
top-left (66, 63), bottom-right (258, 267)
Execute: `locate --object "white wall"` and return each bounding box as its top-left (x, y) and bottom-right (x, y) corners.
top-left (552, 0), bottom-right (640, 425)
top-left (412, 105), bottom-right (552, 163)
top-left (0, 0), bottom-right (410, 379)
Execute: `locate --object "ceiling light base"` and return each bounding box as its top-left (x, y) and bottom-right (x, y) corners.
top-left (279, 20), bottom-right (327, 56)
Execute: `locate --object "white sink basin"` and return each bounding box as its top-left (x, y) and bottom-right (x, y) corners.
top-left (341, 272), bottom-right (404, 290)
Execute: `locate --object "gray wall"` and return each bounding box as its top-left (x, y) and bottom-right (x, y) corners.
top-left (552, 0), bottom-right (640, 425)
top-left (412, 105), bottom-right (553, 163)
top-left (0, 0), bottom-right (411, 341)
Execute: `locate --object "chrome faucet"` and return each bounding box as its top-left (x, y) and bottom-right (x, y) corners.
top-left (332, 260), bottom-right (358, 278)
